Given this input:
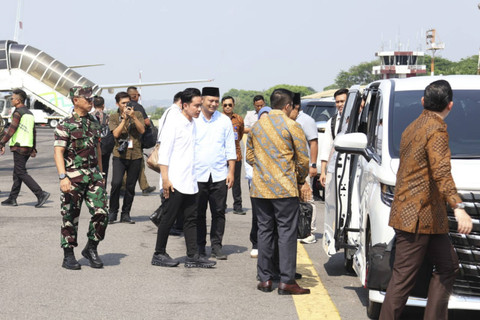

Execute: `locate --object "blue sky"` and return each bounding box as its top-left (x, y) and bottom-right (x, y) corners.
top-left (1, 0), bottom-right (479, 105)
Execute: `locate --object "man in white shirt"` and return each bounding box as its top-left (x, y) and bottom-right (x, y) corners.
top-left (319, 88), bottom-right (348, 187)
top-left (243, 95), bottom-right (265, 134)
top-left (151, 88), bottom-right (216, 269)
top-left (290, 93), bottom-right (318, 244)
top-left (156, 91), bottom-right (184, 236)
top-left (195, 87), bottom-right (236, 260)
top-left (157, 91), bottom-right (182, 142)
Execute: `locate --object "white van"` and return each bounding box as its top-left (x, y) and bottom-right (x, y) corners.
top-left (323, 75), bottom-right (480, 318)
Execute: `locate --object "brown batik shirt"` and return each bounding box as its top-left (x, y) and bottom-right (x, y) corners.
top-left (389, 109), bottom-right (462, 234)
top-left (225, 113), bottom-right (244, 161)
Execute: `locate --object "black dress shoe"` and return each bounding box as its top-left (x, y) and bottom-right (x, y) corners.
top-left (82, 246), bottom-right (104, 268)
top-left (1, 198), bottom-right (18, 206)
top-left (151, 253), bottom-right (179, 267)
top-left (184, 254), bottom-right (216, 268)
top-left (233, 209), bottom-right (246, 215)
top-left (142, 186), bottom-right (156, 195)
top-left (120, 214), bottom-right (135, 224)
top-left (211, 247), bottom-right (227, 260)
top-left (278, 281), bottom-right (310, 295)
top-left (35, 191), bottom-right (50, 208)
top-left (257, 280), bottom-right (273, 292)
top-left (62, 255), bottom-right (81, 270)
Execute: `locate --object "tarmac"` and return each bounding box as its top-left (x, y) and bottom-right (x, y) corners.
top-left (0, 128), bottom-right (333, 320)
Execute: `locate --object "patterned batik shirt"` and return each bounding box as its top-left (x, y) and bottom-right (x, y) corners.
top-left (54, 112), bottom-right (102, 179)
top-left (389, 110), bottom-right (462, 234)
top-left (246, 109), bottom-right (309, 199)
top-left (226, 113), bottom-right (244, 161)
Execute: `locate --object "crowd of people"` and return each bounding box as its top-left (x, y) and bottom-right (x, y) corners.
top-left (1, 80), bottom-right (471, 313)
top-left (0, 85), bottom-right (319, 295)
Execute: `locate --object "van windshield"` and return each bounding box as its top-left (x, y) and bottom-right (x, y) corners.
top-left (390, 90), bottom-right (480, 159)
top-left (302, 102), bottom-right (336, 122)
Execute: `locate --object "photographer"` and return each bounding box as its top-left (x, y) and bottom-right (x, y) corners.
top-left (108, 92), bottom-right (145, 224)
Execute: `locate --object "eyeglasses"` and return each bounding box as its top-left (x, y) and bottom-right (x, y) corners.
top-left (223, 103), bottom-right (233, 107)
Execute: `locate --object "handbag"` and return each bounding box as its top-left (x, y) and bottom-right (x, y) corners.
top-left (297, 202), bottom-right (313, 239)
top-left (150, 200), bottom-right (167, 227)
top-left (146, 143), bottom-right (161, 173)
top-left (141, 124), bottom-right (158, 149)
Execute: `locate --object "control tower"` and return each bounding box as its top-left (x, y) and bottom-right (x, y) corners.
top-left (372, 50), bottom-right (427, 79)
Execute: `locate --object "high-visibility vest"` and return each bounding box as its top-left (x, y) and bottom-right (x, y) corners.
top-left (9, 108), bottom-right (34, 147)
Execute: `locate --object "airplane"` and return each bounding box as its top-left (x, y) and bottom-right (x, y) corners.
top-left (0, 1), bottom-right (212, 126)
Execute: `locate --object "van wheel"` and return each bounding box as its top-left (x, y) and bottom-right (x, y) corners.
top-left (366, 299), bottom-right (381, 319)
top-left (344, 250), bottom-right (354, 274)
top-left (49, 119), bottom-right (58, 128)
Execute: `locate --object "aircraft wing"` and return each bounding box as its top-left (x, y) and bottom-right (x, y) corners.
top-left (100, 79), bottom-right (214, 93)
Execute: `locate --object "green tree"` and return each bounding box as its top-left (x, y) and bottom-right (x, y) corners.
top-left (150, 106), bottom-right (166, 121)
top-left (425, 55), bottom-right (478, 75)
top-left (223, 85), bottom-right (314, 117)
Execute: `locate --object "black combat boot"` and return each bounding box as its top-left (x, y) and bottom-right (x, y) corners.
top-left (62, 247), bottom-right (81, 270)
top-left (81, 239), bottom-right (104, 268)
top-left (120, 213), bottom-right (135, 224)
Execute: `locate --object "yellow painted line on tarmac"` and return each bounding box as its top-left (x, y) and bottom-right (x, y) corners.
top-left (293, 243), bottom-right (341, 320)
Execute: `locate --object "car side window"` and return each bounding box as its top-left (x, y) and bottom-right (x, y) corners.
top-left (362, 90), bottom-right (382, 163)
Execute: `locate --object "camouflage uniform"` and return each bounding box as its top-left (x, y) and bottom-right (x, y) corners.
top-left (54, 89), bottom-right (108, 248)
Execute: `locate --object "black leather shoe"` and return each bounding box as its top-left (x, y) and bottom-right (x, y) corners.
top-left (35, 191), bottom-right (50, 208)
top-left (142, 186), bottom-right (156, 195)
top-left (184, 254), bottom-right (216, 268)
top-left (257, 280), bottom-right (273, 292)
top-left (82, 246), bottom-right (104, 268)
top-left (62, 254), bottom-right (81, 270)
top-left (233, 209), bottom-right (246, 215)
top-left (278, 281), bottom-right (310, 295)
top-left (151, 253), bottom-right (179, 267)
top-left (211, 247), bottom-right (227, 260)
top-left (1, 198), bottom-right (18, 206)
top-left (120, 214), bottom-right (135, 224)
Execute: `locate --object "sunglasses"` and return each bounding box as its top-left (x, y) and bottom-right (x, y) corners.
top-left (223, 103), bottom-right (233, 107)
top-left (80, 96), bottom-right (93, 103)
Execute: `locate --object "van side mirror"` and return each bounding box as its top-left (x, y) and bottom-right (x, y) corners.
top-left (334, 133), bottom-right (370, 160)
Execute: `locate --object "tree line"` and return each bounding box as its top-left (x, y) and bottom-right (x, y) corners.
top-left (150, 54), bottom-right (478, 120)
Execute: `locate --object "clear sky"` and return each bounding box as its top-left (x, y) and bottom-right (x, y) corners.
top-left (1, 0), bottom-right (480, 105)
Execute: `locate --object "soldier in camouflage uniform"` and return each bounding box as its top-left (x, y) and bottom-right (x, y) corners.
top-left (53, 86), bottom-right (108, 270)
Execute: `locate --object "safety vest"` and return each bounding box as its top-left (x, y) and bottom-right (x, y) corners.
top-left (9, 107), bottom-right (34, 147)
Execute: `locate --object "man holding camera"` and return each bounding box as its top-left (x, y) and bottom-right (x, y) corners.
top-left (108, 92), bottom-right (145, 224)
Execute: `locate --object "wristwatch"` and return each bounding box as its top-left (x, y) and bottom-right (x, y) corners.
top-left (311, 163), bottom-right (317, 168)
top-left (59, 173), bottom-right (68, 180)
top-left (454, 202), bottom-right (466, 210)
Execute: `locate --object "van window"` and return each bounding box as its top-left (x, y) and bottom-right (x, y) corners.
top-left (390, 90), bottom-right (480, 158)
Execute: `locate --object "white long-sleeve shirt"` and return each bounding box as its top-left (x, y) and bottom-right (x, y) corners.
top-left (157, 112), bottom-right (198, 194)
top-left (319, 112), bottom-right (341, 173)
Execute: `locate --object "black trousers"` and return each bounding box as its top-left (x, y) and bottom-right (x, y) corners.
top-left (9, 151), bottom-right (42, 200)
top-left (109, 157), bottom-right (141, 215)
top-left (232, 160), bottom-right (243, 211)
top-left (155, 189), bottom-right (198, 257)
top-left (249, 196), bottom-right (258, 249)
top-left (253, 197), bottom-right (299, 284)
top-left (196, 175), bottom-right (228, 251)
top-left (380, 230), bottom-right (459, 320)
top-left (101, 152), bottom-right (111, 185)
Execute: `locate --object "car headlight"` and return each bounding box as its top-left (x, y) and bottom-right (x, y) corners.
top-left (380, 183), bottom-right (395, 207)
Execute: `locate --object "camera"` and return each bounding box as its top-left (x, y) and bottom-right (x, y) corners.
top-left (117, 139), bottom-right (129, 153)
top-left (126, 102), bottom-right (134, 111)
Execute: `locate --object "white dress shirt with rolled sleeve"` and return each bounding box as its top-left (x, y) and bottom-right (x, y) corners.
top-left (194, 110), bottom-right (236, 183)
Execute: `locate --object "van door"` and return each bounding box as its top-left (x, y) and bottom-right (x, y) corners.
top-left (323, 89), bottom-right (363, 256)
